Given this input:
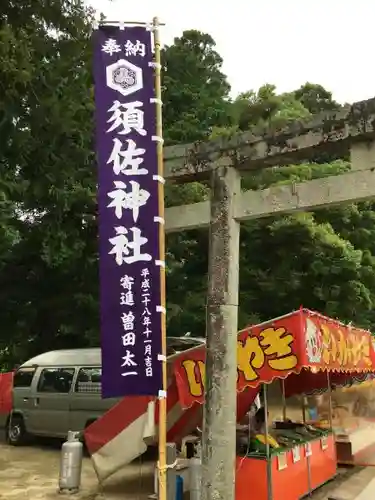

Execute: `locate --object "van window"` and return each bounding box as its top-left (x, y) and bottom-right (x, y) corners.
top-left (75, 367), bottom-right (102, 394)
top-left (37, 368), bottom-right (75, 394)
top-left (13, 367), bottom-right (36, 388)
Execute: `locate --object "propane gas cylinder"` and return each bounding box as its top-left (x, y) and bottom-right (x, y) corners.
top-left (58, 430), bottom-right (83, 494)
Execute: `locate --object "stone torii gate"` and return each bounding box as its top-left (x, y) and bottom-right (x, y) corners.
top-left (163, 97), bottom-right (375, 500)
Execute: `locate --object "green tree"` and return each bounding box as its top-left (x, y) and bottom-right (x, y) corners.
top-left (238, 161), bottom-right (375, 329)
top-left (0, 0), bottom-right (97, 367)
top-left (240, 213), bottom-right (375, 326)
top-left (233, 84), bottom-right (311, 132)
top-left (162, 30), bottom-right (231, 144)
top-left (161, 30), bottom-right (232, 334)
top-left (294, 82), bottom-right (341, 115)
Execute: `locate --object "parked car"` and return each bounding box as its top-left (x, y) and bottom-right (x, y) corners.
top-left (3, 336), bottom-right (205, 445)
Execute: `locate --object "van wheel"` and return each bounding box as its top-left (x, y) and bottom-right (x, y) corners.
top-left (7, 416), bottom-right (27, 446)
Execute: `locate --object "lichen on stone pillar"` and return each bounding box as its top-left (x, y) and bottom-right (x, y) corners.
top-left (202, 164), bottom-right (240, 500)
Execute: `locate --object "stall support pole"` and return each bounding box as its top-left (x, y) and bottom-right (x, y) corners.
top-left (264, 385), bottom-right (273, 500)
top-left (302, 396), bottom-right (312, 496)
top-left (327, 372), bottom-right (333, 429)
top-left (281, 380), bottom-right (286, 421)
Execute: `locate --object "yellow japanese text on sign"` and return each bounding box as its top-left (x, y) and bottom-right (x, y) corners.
top-left (319, 322), bottom-right (372, 368)
top-left (180, 326), bottom-right (299, 401)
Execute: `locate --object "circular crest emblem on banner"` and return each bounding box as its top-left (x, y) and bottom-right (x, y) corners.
top-left (106, 59), bottom-right (143, 97)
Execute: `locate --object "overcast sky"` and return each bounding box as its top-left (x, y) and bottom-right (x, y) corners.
top-left (89, 0), bottom-right (374, 104)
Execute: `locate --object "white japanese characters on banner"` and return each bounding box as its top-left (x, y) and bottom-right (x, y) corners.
top-left (93, 26), bottom-right (163, 397)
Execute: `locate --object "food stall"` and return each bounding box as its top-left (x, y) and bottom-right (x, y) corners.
top-left (173, 308), bottom-right (375, 500)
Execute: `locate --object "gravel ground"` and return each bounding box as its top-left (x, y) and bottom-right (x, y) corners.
top-left (0, 436), bottom-right (154, 500)
top-left (0, 434), bottom-right (370, 500)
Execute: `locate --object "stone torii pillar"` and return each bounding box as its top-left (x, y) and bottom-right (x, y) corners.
top-left (201, 162), bottom-right (241, 500)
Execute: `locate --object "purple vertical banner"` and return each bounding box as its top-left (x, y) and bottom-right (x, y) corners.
top-left (93, 25), bottom-right (163, 398)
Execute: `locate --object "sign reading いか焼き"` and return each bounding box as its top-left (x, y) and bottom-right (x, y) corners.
top-left (93, 25), bottom-right (163, 398)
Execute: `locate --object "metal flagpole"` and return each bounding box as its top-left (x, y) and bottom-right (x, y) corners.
top-left (152, 16), bottom-right (168, 500)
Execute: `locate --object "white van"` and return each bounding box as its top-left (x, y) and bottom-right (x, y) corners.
top-left (5, 338), bottom-right (204, 445)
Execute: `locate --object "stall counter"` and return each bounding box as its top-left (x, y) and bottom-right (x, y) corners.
top-left (235, 433), bottom-right (336, 500)
top-left (309, 434), bottom-right (337, 490)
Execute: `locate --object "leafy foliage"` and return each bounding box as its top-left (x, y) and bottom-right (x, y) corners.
top-left (0, 0), bottom-right (97, 367)
top-left (0, 5), bottom-right (375, 368)
top-left (294, 82), bottom-right (341, 115)
top-left (162, 30), bottom-right (231, 145)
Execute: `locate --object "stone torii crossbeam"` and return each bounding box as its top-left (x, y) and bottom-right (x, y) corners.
top-left (163, 97), bottom-right (375, 500)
